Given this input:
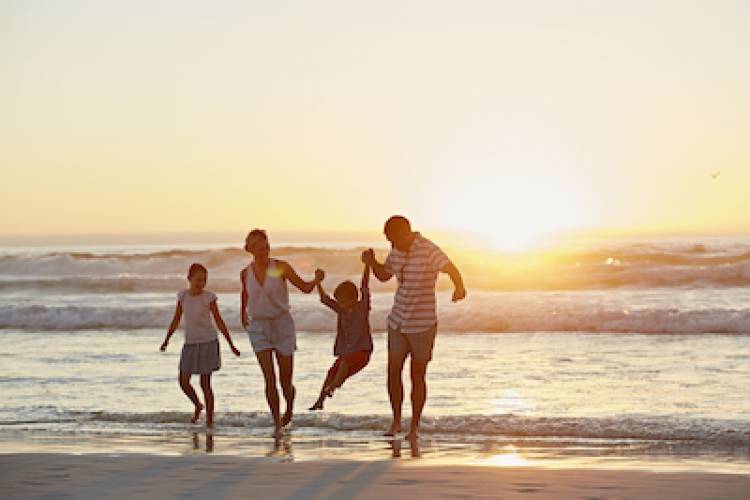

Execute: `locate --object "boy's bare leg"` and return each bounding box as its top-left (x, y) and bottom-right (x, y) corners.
top-left (385, 350), bottom-right (408, 436)
top-left (199, 374), bottom-right (215, 428)
top-left (255, 350), bottom-right (282, 436)
top-left (179, 372), bottom-right (203, 423)
top-left (405, 360), bottom-right (429, 439)
top-left (310, 366), bottom-right (337, 411)
top-left (328, 359), bottom-right (350, 392)
top-left (277, 352), bottom-right (295, 427)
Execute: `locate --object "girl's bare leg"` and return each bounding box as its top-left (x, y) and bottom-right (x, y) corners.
top-left (179, 372), bottom-right (203, 423)
top-left (199, 374), bottom-right (215, 428)
top-left (255, 350), bottom-right (282, 436)
top-left (276, 353), bottom-right (295, 427)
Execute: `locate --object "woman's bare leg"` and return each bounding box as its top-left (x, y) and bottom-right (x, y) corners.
top-left (179, 372), bottom-right (203, 423)
top-left (276, 353), bottom-right (295, 427)
top-left (255, 350), bottom-right (282, 435)
top-left (199, 374), bottom-right (215, 428)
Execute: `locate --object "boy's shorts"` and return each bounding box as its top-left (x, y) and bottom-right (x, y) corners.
top-left (326, 350), bottom-right (371, 384)
top-left (387, 325), bottom-right (437, 364)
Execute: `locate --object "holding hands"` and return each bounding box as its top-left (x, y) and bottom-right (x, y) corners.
top-left (314, 268), bottom-right (325, 283)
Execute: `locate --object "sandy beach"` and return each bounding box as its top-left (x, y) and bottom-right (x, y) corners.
top-left (3, 452), bottom-right (749, 499)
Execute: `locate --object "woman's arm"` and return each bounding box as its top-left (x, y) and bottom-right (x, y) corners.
top-left (279, 261), bottom-right (324, 293)
top-left (240, 268), bottom-right (248, 329)
top-left (210, 300), bottom-right (240, 356)
top-left (160, 301), bottom-right (182, 351)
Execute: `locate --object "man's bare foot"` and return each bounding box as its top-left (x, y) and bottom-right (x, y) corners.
top-left (206, 419), bottom-right (214, 429)
top-left (405, 428), bottom-right (419, 440)
top-left (281, 409), bottom-right (293, 427)
top-left (191, 403), bottom-right (204, 424)
top-left (383, 422), bottom-right (401, 437)
top-left (309, 400), bottom-right (324, 411)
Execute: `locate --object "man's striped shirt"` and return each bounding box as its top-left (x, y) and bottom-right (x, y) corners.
top-left (384, 232), bottom-right (450, 334)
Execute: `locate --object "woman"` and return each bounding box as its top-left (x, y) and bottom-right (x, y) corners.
top-left (241, 229), bottom-right (323, 436)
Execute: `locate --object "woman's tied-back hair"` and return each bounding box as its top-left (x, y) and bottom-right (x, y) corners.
top-left (246, 228), bottom-right (268, 245)
top-left (188, 263), bottom-right (208, 278)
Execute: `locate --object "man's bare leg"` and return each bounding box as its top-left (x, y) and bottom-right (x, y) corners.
top-left (385, 350), bottom-right (408, 436)
top-left (405, 359), bottom-right (428, 439)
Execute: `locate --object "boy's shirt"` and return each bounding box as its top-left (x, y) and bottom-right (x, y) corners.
top-left (321, 287), bottom-right (373, 356)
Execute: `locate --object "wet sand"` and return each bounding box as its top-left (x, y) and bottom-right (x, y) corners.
top-left (3, 453), bottom-right (749, 499)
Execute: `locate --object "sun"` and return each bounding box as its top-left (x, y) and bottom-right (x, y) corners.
top-left (439, 173), bottom-right (584, 252)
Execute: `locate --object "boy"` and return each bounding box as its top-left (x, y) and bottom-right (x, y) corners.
top-left (309, 263), bottom-right (373, 410)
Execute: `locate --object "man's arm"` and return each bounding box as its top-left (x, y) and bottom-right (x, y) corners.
top-left (362, 249), bottom-right (392, 282)
top-left (442, 261), bottom-right (466, 302)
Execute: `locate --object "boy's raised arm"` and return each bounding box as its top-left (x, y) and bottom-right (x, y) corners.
top-left (362, 249), bottom-right (392, 282)
top-left (317, 282), bottom-right (339, 312)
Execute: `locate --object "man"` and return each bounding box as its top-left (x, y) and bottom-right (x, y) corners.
top-left (362, 215), bottom-right (466, 439)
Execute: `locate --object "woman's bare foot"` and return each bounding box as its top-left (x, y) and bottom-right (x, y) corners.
top-left (191, 403), bottom-right (204, 423)
top-left (281, 409), bottom-right (293, 427)
top-left (272, 425), bottom-right (283, 438)
top-left (383, 422), bottom-right (401, 437)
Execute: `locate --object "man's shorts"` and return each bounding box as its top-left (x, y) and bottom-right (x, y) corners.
top-left (387, 325), bottom-right (437, 364)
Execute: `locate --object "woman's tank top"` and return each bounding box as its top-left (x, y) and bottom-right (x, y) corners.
top-left (245, 259), bottom-right (290, 319)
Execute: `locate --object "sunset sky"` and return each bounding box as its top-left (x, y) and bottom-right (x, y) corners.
top-left (2, 1), bottom-right (749, 245)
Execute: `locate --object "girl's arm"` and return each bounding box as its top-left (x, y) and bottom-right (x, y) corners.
top-left (210, 300), bottom-right (241, 357)
top-left (279, 260), bottom-right (324, 293)
top-left (240, 268), bottom-right (249, 329)
top-left (160, 301), bottom-right (182, 351)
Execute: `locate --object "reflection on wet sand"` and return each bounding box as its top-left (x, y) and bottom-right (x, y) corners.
top-left (267, 434), bottom-right (294, 462)
top-left (388, 437), bottom-right (421, 459)
top-left (191, 432), bottom-right (214, 453)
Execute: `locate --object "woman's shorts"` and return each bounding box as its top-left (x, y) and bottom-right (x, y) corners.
top-left (179, 339), bottom-right (221, 374)
top-left (247, 312), bottom-right (297, 357)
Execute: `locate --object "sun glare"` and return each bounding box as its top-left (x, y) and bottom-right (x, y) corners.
top-left (441, 173), bottom-right (585, 252)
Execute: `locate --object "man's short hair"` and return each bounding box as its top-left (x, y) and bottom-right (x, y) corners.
top-left (384, 215), bottom-right (411, 235)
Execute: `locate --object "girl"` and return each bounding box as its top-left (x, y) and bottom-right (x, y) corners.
top-left (240, 229), bottom-right (323, 436)
top-left (161, 263), bottom-right (240, 428)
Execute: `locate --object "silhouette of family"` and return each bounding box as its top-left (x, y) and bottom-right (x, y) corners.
top-left (160, 215), bottom-right (466, 438)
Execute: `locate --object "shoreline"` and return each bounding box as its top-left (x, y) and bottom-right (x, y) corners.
top-left (3, 452), bottom-right (749, 499)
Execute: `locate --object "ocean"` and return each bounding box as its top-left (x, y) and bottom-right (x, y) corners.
top-left (0, 234), bottom-right (748, 469)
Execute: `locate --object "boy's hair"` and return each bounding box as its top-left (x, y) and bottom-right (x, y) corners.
top-left (333, 281), bottom-right (358, 301)
top-left (188, 263), bottom-right (208, 278)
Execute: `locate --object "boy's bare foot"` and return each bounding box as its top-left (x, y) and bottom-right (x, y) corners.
top-left (191, 403), bottom-right (204, 424)
top-left (309, 400), bottom-right (324, 411)
top-left (383, 422), bottom-right (401, 436)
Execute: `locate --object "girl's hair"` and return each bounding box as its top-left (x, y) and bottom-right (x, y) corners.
top-left (188, 263), bottom-right (208, 278)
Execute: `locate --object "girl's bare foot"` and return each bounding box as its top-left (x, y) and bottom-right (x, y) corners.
top-left (191, 403), bottom-right (204, 424)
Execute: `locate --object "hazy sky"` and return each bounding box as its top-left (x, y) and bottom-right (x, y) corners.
top-left (2, 1), bottom-right (749, 242)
